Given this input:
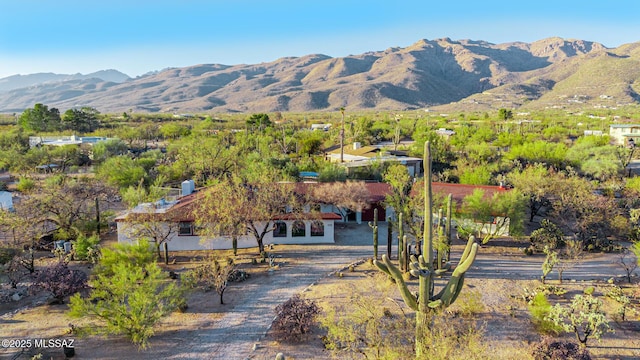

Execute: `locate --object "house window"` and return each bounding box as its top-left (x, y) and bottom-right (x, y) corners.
top-left (178, 222), bottom-right (193, 236)
top-left (292, 220), bottom-right (306, 237)
top-left (274, 221), bottom-right (287, 238)
top-left (310, 221), bottom-right (324, 237)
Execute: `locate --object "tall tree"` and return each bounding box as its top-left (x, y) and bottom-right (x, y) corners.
top-left (508, 164), bottom-right (556, 222)
top-left (18, 103), bottom-right (61, 132)
top-left (548, 172), bottom-right (626, 249)
top-left (23, 175), bottom-right (118, 239)
top-left (195, 178), bottom-right (298, 253)
top-left (310, 181), bottom-right (370, 222)
top-left (458, 188), bottom-right (526, 243)
top-left (61, 107), bottom-right (100, 133)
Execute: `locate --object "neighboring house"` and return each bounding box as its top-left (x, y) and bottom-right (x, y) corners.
top-left (326, 142), bottom-right (423, 177)
top-left (28, 135), bottom-right (112, 148)
top-left (435, 128), bottom-right (455, 138)
top-left (310, 123), bottom-right (331, 131)
top-left (116, 183), bottom-right (341, 251)
top-left (609, 124), bottom-right (640, 146)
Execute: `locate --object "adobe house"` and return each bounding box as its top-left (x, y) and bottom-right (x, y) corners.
top-left (115, 181), bottom-right (342, 251)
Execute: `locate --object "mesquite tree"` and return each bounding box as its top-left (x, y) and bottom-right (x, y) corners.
top-left (374, 141), bottom-right (478, 359)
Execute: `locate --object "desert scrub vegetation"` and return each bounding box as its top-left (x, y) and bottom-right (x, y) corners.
top-left (68, 240), bottom-right (186, 349)
top-left (528, 292), bottom-right (564, 335)
top-left (318, 271), bottom-right (492, 359)
top-left (530, 336), bottom-right (592, 360)
top-left (447, 288), bottom-right (485, 318)
top-left (272, 294), bottom-right (320, 342)
top-left (546, 294), bottom-right (612, 346)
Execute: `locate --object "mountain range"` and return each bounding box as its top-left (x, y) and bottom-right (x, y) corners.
top-left (1, 37), bottom-right (639, 114)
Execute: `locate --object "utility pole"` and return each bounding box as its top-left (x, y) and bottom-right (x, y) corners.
top-left (340, 107), bottom-right (345, 163)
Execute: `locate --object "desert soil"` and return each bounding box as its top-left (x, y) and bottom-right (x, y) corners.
top-left (1, 223), bottom-right (639, 360)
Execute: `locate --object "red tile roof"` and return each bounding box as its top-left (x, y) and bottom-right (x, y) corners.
top-left (116, 181), bottom-right (506, 223)
top-left (431, 182), bottom-right (510, 204)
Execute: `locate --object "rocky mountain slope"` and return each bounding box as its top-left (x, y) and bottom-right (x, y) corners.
top-left (1, 37), bottom-right (638, 113)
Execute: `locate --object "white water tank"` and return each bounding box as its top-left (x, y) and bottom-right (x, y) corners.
top-left (182, 180), bottom-right (195, 196)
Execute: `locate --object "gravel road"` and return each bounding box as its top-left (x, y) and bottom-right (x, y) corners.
top-left (121, 223), bottom-right (380, 360)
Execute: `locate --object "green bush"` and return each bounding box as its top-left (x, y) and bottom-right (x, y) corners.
top-left (15, 177), bottom-right (35, 192)
top-left (68, 240), bottom-right (184, 349)
top-left (529, 293), bottom-right (563, 335)
top-left (73, 234), bottom-right (100, 261)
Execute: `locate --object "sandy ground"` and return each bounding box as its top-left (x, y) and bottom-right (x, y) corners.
top-left (1, 223), bottom-right (639, 360)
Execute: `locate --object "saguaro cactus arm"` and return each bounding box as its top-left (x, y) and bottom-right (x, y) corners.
top-left (374, 255), bottom-right (418, 311)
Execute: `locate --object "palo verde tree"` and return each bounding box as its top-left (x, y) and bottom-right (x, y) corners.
top-left (374, 141), bottom-right (478, 359)
top-left (69, 240), bottom-right (185, 349)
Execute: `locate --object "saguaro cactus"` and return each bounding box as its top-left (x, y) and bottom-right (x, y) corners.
top-left (374, 141), bottom-right (478, 358)
top-left (445, 193), bottom-right (453, 262)
top-left (398, 213), bottom-right (405, 271)
top-left (369, 208), bottom-right (379, 260)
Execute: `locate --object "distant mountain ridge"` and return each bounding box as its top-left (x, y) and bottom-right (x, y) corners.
top-left (0, 70), bottom-right (130, 93)
top-left (0, 37), bottom-right (638, 113)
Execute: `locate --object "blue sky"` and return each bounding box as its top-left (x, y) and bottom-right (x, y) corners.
top-left (1, 0), bottom-right (639, 79)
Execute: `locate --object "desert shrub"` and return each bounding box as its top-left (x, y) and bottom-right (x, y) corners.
top-left (72, 233), bottom-right (100, 261)
top-left (531, 219), bottom-right (564, 251)
top-left (69, 242), bottom-right (184, 349)
top-left (182, 256), bottom-right (235, 304)
top-left (449, 289), bottom-right (485, 318)
top-left (319, 273), bottom-right (490, 359)
top-left (0, 247), bottom-right (19, 265)
top-left (15, 177), bottom-right (35, 192)
top-left (272, 294), bottom-right (320, 342)
top-left (530, 336), bottom-right (591, 360)
top-left (31, 260), bottom-right (87, 303)
top-left (538, 284), bottom-right (567, 297)
top-left (605, 285), bottom-right (632, 321)
top-left (417, 313), bottom-right (490, 360)
top-left (529, 293), bottom-right (563, 335)
top-left (546, 294), bottom-right (611, 346)
top-left (583, 286), bottom-right (595, 295)
top-left (4, 256), bottom-right (25, 288)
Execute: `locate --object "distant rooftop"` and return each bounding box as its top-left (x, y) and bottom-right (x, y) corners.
top-left (29, 135), bottom-right (114, 147)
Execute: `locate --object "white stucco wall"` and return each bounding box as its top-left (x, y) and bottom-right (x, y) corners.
top-left (117, 219), bottom-right (335, 251)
